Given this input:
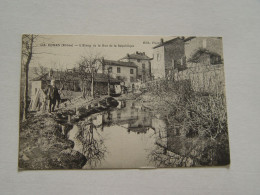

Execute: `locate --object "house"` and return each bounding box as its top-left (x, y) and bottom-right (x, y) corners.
top-left (151, 37), bottom-right (187, 79)
top-left (100, 59), bottom-right (138, 87)
top-left (184, 37), bottom-right (223, 66)
top-left (30, 69), bottom-right (121, 99)
top-left (151, 37), bottom-right (224, 79)
top-left (120, 52), bottom-right (153, 82)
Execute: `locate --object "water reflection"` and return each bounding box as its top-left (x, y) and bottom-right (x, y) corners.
top-left (67, 100), bottom-right (227, 169)
top-left (68, 118), bottom-right (106, 169)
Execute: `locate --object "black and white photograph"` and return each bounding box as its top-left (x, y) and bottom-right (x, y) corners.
top-left (19, 35), bottom-right (230, 170)
top-left (1, 0), bottom-right (260, 194)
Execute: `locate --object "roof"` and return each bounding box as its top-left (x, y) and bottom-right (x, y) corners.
top-left (153, 36), bottom-right (196, 49)
top-left (104, 59), bottom-right (137, 68)
top-left (120, 52), bottom-right (152, 60)
top-left (31, 71), bottom-right (121, 84)
top-left (87, 73), bottom-right (121, 83)
top-left (153, 37), bottom-right (182, 49)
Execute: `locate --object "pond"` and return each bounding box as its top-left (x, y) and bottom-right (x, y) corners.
top-left (67, 100), bottom-right (170, 169)
top-left (65, 98), bottom-right (229, 169)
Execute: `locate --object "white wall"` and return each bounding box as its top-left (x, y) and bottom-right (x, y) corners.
top-left (151, 46), bottom-right (165, 79)
top-left (104, 65), bottom-right (137, 86)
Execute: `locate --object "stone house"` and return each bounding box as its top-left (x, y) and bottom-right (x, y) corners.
top-left (100, 59), bottom-right (138, 87)
top-left (151, 37), bottom-right (187, 79)
top-left (120, 52), bottom-right (153, 83)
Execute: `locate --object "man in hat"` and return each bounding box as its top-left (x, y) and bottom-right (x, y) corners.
top-left (47, 80), bottom-right (60, 113)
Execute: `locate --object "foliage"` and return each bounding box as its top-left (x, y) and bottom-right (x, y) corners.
top-left (147, 75), bottom-right (229, 167)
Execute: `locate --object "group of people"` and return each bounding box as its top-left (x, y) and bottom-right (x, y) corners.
top-left (36, 80), bottom-right (61, 113)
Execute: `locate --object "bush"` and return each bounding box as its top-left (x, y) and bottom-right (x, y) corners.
top-left (147, 78), bottom-right (229, 166)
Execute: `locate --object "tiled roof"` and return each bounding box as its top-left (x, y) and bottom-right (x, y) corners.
top-left (104, 59), bottom-right (137, 68)
top-left (120, 52), bottom-right (152, 60)
top-left (31, 71), bottom-right (121, 83)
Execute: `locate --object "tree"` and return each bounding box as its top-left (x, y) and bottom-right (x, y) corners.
top-left (21, 34), bottom-right (37, 121)
top-left (78, 53), bottom-right (103, 98)
top-left (33, 64), bottom-right (49, 80)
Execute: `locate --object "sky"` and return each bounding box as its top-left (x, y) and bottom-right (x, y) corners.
top-left (29, 35), bottom-right (177, 70)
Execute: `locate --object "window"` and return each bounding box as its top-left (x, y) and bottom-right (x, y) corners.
top-left (117, 112), bottom-right (121, 119)
top-left (142, 64), bottom-right (145, 73)
top-left (130, 69), bottom-right (134, 74)
top-left (130, 77), bottom-right (135, 82)
top-left (117, 67), bottom-right (121, 73)
top-left (137, 59), bottom-right (140, 62)
top-left (116, 76), bottom-right (121, 80)
top-left (108, 67), bottom-right (112, 73)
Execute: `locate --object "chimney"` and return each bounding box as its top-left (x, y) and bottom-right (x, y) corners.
top-left (160, 38), bottom-right (164, 44)
top-left (127, 53), bottom-right (130, 58)
top-left (136, 51), bottom-right (138, 54)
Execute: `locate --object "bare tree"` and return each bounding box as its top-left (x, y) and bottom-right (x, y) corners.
top-left (78, 53), bottom-right (103, 98)
top-left (21, 34), bottom-right (38, 121)
top-left (33, 64), bottom-right (49, 79)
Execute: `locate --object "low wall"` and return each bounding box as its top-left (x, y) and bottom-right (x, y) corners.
top-left (174, 63), bottom-right (225, 94)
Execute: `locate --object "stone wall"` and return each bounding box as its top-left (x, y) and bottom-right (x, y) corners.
top-left (174, 63), bottom-right (225, 94)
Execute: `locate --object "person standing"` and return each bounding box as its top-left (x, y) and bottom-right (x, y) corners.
top-left (47, 80), bottom-right (60, 112)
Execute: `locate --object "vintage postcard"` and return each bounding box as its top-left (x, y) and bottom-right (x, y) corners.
top-left (19, 35), bottom-right (230, 170)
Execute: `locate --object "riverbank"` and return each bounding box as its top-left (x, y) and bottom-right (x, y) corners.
top-left (136, 80), bottom-right (230, 167)
top-left (18, 96), bottom-right (119, 170)
top-left (18, 112), bottom-right (86, 170)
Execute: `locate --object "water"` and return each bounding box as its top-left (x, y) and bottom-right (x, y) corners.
top-left (65, 98), bottom-right (230, 168)
top-left (67, 100), bottom-right (168, 169)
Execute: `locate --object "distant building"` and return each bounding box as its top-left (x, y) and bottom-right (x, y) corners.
top-left (151, 37), bottom-right (186, 79)
top-left (120, 52), bottom-right (153, 82)
top-left (30, 69), bottom-right (121, 98)
top-left (101, 59), bottom-right (138, 87)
